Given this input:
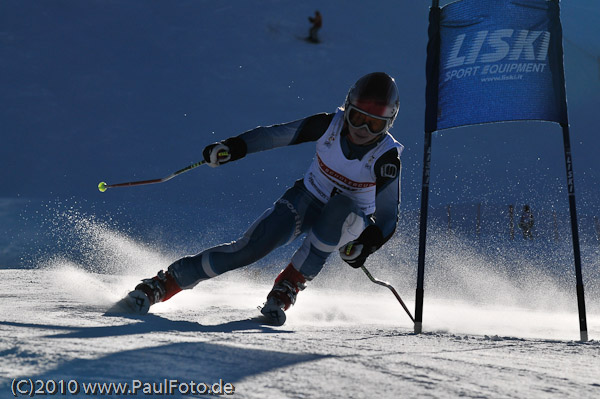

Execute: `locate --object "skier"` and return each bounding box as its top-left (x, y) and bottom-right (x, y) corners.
top-left (519, 204), bottom-right (534, 240)
top-left (123, 72), bottom-right (404, 325)
top-left (307, 10), bottom-right (322, 43)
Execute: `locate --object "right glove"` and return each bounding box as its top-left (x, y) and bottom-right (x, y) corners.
top-left (202, 137), bottom-right (247, 168)
top-left (203, 143), bottom-right (231, 167)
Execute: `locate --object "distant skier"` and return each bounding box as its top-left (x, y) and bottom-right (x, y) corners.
top-left (307, 10), bottom-right (322, 43)
top-left (123, 72), bottom-right (404, 325)
top-left (519, 204), bottom-right (534, 240)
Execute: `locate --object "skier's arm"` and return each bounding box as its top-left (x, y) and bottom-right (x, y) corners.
top-left (339, 148), bottom-right (401, 268)
top-left (240, 112), bottom-right (334, 153)
top-left (203, 113), bottom-right (334, 167)
top-left (371, 148), bottom-right (402, 245)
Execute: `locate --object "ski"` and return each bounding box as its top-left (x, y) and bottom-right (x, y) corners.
top-left (257, 303), bottom-right (286, 326)
top-left (106, 290), bottom-right (150, 315)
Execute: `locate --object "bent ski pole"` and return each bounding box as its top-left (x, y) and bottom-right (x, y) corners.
top-left (361, 265), bottom-right (415, 324)
top-left (98, 151), bottom-right (228, 192)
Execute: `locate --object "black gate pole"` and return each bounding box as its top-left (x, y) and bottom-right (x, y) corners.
top-left (561, 123), bottom-right (588, 342)
top-left (415, 130), bottom-right (432, 334)
top-left (416, 0), bottom-right (440, 334)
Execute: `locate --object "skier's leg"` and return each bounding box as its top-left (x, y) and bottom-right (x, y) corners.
top-left (292, 194), bottom-right (366, 280)
top-left (134, 183), bottom-right (319, 308)
top-left (133, 205), bottom-right (298, 309)
top-left (263, 194), bottom-right (366, 317)
top-left (260, 262), bottom-right (306, 325)
top-left (169, 205), bottom-right (296, 286)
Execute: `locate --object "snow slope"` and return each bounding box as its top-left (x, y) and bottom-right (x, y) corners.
top-left (1, 263), bottom-right (599, 398)
top-left (1, 211), bottom-right (599, 398)
top-left (1, 0), bottom-right (600, 397)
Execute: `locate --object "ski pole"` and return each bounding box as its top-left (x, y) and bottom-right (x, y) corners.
top-left (361, 265), bottom-right (415, 324)
top-left (98, 151), bottom-right (228, 192)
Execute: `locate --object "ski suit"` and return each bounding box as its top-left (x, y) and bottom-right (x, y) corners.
top-left (168, 108), bottom-right (403, 288)
top-left (308, 11), bottom-right (322, 42)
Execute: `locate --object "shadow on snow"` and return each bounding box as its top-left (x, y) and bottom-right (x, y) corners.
top-left (0, 316), bottom-right (329, 391)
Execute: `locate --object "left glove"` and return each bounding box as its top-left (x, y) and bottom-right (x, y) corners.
top-left (339, 225), bottom-right (384, 269)
top-left (339, 241), bottom-right (368, 268)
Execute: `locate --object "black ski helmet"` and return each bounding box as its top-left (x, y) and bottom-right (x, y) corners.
top-left (344, 72), bottom-right (400, 129)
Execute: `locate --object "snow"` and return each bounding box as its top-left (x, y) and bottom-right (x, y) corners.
top-left (1, 0), bottom-right (600, 397)
top-left (1, 217), bottom-right (599, 398)
top-left (1, 264), bottom-right (599, 398)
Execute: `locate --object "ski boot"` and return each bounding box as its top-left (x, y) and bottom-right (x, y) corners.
top-left (122, 270), bottom-right (182, 314)
top-left (260, 263), bottom-right (306, 326)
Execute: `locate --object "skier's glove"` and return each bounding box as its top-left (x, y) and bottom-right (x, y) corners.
top-left (203, 137), bottom-right (247, 168)
top-left (339, 225), bottom-right (384, 269)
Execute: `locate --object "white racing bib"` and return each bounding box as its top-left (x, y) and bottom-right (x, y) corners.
top-left (303, 109), bottom-right (402, 215)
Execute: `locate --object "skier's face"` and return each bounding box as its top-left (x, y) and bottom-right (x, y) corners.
top-left (344, 105), bottom-right (389, 145)
top-left (347, 123), bottom-right (381, 146)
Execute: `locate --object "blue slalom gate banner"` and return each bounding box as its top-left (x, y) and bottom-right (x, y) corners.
top-left (425, 0), bottom-right (568, 132)
top-left (418, 0), bottom-right (588, 341)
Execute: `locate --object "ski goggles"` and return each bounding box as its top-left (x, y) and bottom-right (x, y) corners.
top-left (345, 105), bottom-right (392, 135)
